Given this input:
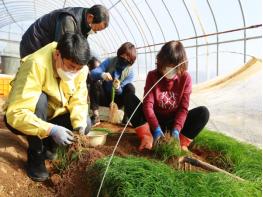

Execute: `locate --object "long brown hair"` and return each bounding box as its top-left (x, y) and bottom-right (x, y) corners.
top-left (156, 41), bottom-right (188, 75)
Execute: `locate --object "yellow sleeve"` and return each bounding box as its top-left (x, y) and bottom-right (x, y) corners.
top-left (6, 60), bottom-right (53, 139)
top-left (68, 67), bottom-right (89, 129)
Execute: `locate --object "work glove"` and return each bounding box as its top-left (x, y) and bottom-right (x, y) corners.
top-left (153, 126), bottom-right (164, 145)
top-left (112, 79), bottom-right (120, 89)
top-left (50, 125), bottom-right (74, 146)
top-left (171, 128), bottom-right (179, 140)
top-left (73, 126), bottom-right (90, 135)
top-left (73, 118), bottom-right (92, 135)
top-left (101, 72), bottom-right (113, 81)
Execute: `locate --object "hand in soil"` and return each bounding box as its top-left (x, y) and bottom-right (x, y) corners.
top-left (153, 132), bottom-right (170, 146)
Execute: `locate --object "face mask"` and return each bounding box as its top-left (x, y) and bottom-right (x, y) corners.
top-left (163, 66), bottom-right (177, 79)
top-left (57, 68), bottom-right (79, 81)
top-left (118, 57), bottom-right (131, 65)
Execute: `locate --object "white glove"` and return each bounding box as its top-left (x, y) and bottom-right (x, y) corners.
top-left (101, 72), bottom-right (113, 81)
top-left (113, 79), bottom-right (120, 89)
top-left (73, 126), bottom-right (90, 135)
top-left (50, 125), bottom-right (74, 146)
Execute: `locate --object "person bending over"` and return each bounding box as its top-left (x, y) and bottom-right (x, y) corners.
top-left (5, 33), bottom-right (91, 182)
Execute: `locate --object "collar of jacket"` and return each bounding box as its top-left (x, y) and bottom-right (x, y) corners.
top-left (81, 8), bottom-right (91, 35)
top-left (51, 50), bottom-right (60, 79)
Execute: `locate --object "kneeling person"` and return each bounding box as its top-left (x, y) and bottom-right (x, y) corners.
top-left (5, 33), bottom-right (91, 182)
top-left (90, 42), bottom-right (137, 126)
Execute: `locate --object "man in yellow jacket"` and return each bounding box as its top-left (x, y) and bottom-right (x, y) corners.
top-left (5, 33), bottom-right (91, 182)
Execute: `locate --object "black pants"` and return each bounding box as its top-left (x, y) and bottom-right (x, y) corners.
top-left (4, 93), bottom-right (85, 152)
top-left (90, 80), bottom-right (135, 111)
top-left (125, 94), bottom-right (209, 139)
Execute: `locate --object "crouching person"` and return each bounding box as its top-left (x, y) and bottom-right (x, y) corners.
top-left (4, 33), bottom-right (91, 182)
top-left (89, 42), bottom-right (136, 125)
top-left (125, 41), bottom-right (209, 151)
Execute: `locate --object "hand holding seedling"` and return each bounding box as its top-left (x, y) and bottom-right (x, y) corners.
top-left (50, 125), bottom-right (74, 146)
top-left (73, 126), bottom-right (90, 135)
top-left (153, 126), bottom-right (165, 145)
top-left (101, 72), bottom-right (113, 81)
top-left (113, 79), bottom-right (120, 89)
top-left (171, 128), bottom-right (179, 140)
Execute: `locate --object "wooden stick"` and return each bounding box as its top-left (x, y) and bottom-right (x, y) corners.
top-left (181, 156), bottom-right (245, 181)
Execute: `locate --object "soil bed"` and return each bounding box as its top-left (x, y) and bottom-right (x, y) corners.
top-left (0, 120), bottom-right (253, 197)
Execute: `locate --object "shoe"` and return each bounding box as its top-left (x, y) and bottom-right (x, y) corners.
top-left (26, 149), bottom-right (49, 182)
top-left (179, 133), bottom-right (193, 149)
top-left (91, 115), bottom-right (100, 126)
top-left (135, 123), bottom-right (153, 151)
top-left (43, 137), bottom-right (58, 160)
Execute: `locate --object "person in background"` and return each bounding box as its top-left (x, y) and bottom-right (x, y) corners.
top-left (88, 56), bottom-right (101, 71)
top-left (86, 56), bottom-right (101, 103)
top-left (20, 5), bottom-right (109, 58)
top-left (124, 41), bottom-right (209, 151)
top-left (90, 42), bottom-right (136, 126)
top-left (5, 33), bottom-right (91, 182)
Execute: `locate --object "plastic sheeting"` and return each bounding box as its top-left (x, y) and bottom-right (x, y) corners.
top-left (191, 57), bottom-right (261, 147)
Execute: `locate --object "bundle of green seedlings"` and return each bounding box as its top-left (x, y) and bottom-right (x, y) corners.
top-left (53, 128), bottom-right (111, 173)
top-left (87, 129), bottom-right (261, 197)
top-left (153, 132), bottom-right (191, 161)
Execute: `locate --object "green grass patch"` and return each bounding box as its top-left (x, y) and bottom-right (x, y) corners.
top-left (88, 156), bottom-right (261, 197)
top-left (86, 129), bottom-right (262, 196)
top-left (192, 129), bottom-right (262, 182)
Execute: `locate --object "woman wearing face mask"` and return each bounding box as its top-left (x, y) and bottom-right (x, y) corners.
top-left (90, 42), bottom-right (136, 126)
top-left (124, 41), bottom-right (210, 151)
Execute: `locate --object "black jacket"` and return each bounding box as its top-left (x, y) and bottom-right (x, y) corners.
top-left (20, 7), bottom-right (91, 58)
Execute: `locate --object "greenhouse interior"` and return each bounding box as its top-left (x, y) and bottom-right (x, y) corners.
top-left (0, 0), bottom-right (261, 196)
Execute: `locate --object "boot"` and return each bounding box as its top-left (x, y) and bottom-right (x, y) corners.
top-left (44, 145), bottom-right (57, 160)
top-left (43, 137), bottom-right (58, 160)
top-left (26, 149), bottom-right (49, 182)
top-left (179, 133), bottom-right (193, 151)
top-left (135, 123), bottom-right (153, 151)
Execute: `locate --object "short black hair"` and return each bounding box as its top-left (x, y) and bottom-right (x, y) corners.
top-left (88, 5), bottom-right (109, 27)
top-left (57, 32), bottom-right (90, 65)
top-left (88, 56), bottom-right (101, 70)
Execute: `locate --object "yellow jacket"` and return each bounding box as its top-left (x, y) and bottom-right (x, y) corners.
top-left (6, 42), bottom-right (89, 139)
